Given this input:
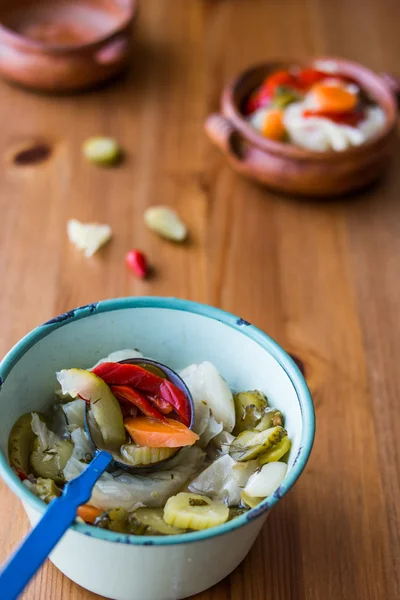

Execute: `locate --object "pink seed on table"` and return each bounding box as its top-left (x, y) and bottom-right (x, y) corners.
top-left (125, 249), bottom-right (148, 279)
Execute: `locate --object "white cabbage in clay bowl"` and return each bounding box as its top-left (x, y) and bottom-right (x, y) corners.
top-left (0, 297), bottom-right (315, 600)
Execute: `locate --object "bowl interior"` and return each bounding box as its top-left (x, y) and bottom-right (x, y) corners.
top-left (0, 0), bottom-right (133, 48)
top-left (225, 57), bottom-right (397, 160)
top-left (0, 299), bottom-right (314, 544)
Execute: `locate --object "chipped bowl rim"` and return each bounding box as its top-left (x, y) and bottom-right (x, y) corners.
top-left (0, 296), bottom-right (315, 546)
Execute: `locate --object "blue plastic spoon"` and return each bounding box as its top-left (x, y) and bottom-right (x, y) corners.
top-left (0, 450), bottom-right (112, 600)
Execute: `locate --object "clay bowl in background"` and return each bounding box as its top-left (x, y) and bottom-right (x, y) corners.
top-left (0, 0), bottom-right (137, 93)
top-left (205, 58), bottom-right (400, 197)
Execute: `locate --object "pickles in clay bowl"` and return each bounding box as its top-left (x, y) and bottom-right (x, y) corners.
top-left (0, 297), bottom-right (314, 600)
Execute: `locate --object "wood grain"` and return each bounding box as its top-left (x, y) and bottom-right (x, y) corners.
top-left (0, 0), bottom-right (399, 599)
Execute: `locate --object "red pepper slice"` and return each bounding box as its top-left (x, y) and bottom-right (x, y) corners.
top-left (159, 380), bottom-right (191, 426)
top-left (94, 363), bottom-right (161, 394)
top-left (297, 68), bottom-right (328, 89)
top-left (302, 108), bottom-right (365, 126)
top-left (151, 396), bottom-right (174, 415)
top-left (16, 469), bottom-right (27, 482)
top-left (110, 385), bottom-right (166, 421)
top-left (246, 70), bottom-right (307, 115)
top-left (118, 400), bottom-right (139, 419)
top-left (245, 85), bottom-right (272, 115)
top-left (93, 363), bottom-right (191, 426)
top-left (265, 70), bottom-right (302, 94)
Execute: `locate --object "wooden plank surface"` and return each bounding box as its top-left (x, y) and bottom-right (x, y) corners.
top-left (0, 0), bottom-right (399, 598)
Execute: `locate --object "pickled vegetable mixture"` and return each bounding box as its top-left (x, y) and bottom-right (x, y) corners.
top-left (245, 61), bottom-right (386, 152)
top-left (8, 349), bottom-right (291, 535)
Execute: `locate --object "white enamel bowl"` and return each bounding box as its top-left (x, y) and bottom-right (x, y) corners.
top-left (0, 297), bottom-right (315, 600)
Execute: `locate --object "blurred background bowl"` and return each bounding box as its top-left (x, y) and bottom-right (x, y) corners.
top-left (0, 0), bottom-right (137, 93)
top-left (205, 57), bottom-right (398, 197)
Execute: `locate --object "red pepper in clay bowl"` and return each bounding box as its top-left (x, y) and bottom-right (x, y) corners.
top-left (205, 57), bottom-right (400, 197)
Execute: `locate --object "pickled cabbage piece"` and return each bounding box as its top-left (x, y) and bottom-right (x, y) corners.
top-left (189, 454), bottom-right (239, 505)
top-left (31, 413), bottom-right (59, 450)
top-left (244, 461), bottom-right (288, 499)
top-left (212, 430), bottom-right (235, 452)
top-left (180, 362), bottom-right (235, 433)
top-left (62, 399), bottom-right (86, 430)
top-left (199, 416), bottom-right (223, 449)
top-left (207, 431), bottom-right (235, 460)
top-left (70, 428), bottom-right (95, 463)
top-left (231, 460), bottom-right (260, 487)
top-left (188, 455), bottom-right (258, 506)
top-left (179, 365), bottom-right (209, 435)
top-left (46, 403), bottom-right (69, 440)
top-left (64, 446), bottom-right (206, 511)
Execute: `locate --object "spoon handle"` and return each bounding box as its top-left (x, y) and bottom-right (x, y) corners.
top-left (0, 450), bottom-right (112, 600)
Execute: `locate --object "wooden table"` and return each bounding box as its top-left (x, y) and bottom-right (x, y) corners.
top-left (0, 0), bottom-right (399, 598)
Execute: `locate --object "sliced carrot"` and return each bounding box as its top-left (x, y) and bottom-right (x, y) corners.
top-left (124, 416), bottom-right (199, 448)
top-left (261, 109), bottom-right (286, 141)
top-left (311, 83), bottom-right (357, 113)
top-left (77, 504), bottom-right (102, 524)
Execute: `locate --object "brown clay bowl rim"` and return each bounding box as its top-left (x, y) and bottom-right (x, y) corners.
top-left (222, 56), bottom-right (398, 162)
top-left (0, 0), bottom-right (137, 54)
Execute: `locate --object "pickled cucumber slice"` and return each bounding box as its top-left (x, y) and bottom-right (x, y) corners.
top-left (228, 507), bottom-right (248, 521)
top-left (163, 492), bottom-right (229, 530)
top-left (128, 508), bottom-right (185, 535)
top-left (241, 490), bottom-right (263, 509)
top-left (8, 413), bottom-right (38, 475)
top-left (119, 444), bottom-right (177, 467)
top-left (229, 426), bottom-right (287, 462)
top-left (233, 390), bottom-right (268, 434)
top-left (255, 408), bottom-right (284, 431)
top-left (83, 137), bottom-right (121, 166)
top-left (33, 478), bottom-right (61, 503)
top-left (57, 369), bottom-right (126, 450)
top-left (259, 436), bottom-right (291, 464)
top-left (30, 437), bottom-right (73, 484)
top-left (95, 507), bottom-right (130, 533)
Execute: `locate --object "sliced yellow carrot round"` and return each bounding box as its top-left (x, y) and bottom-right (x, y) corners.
top-left (261, 109), bottom-right (286, 141)
top-left (124, 417), bottom-right (199, 448)
top-left (311, 83), bottom-right (357, 113)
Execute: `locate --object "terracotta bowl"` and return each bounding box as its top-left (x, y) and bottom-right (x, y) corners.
top-left (205, 58), bottom-right (400, 197)
top-left (0, 0), bottom-right (137, 93)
